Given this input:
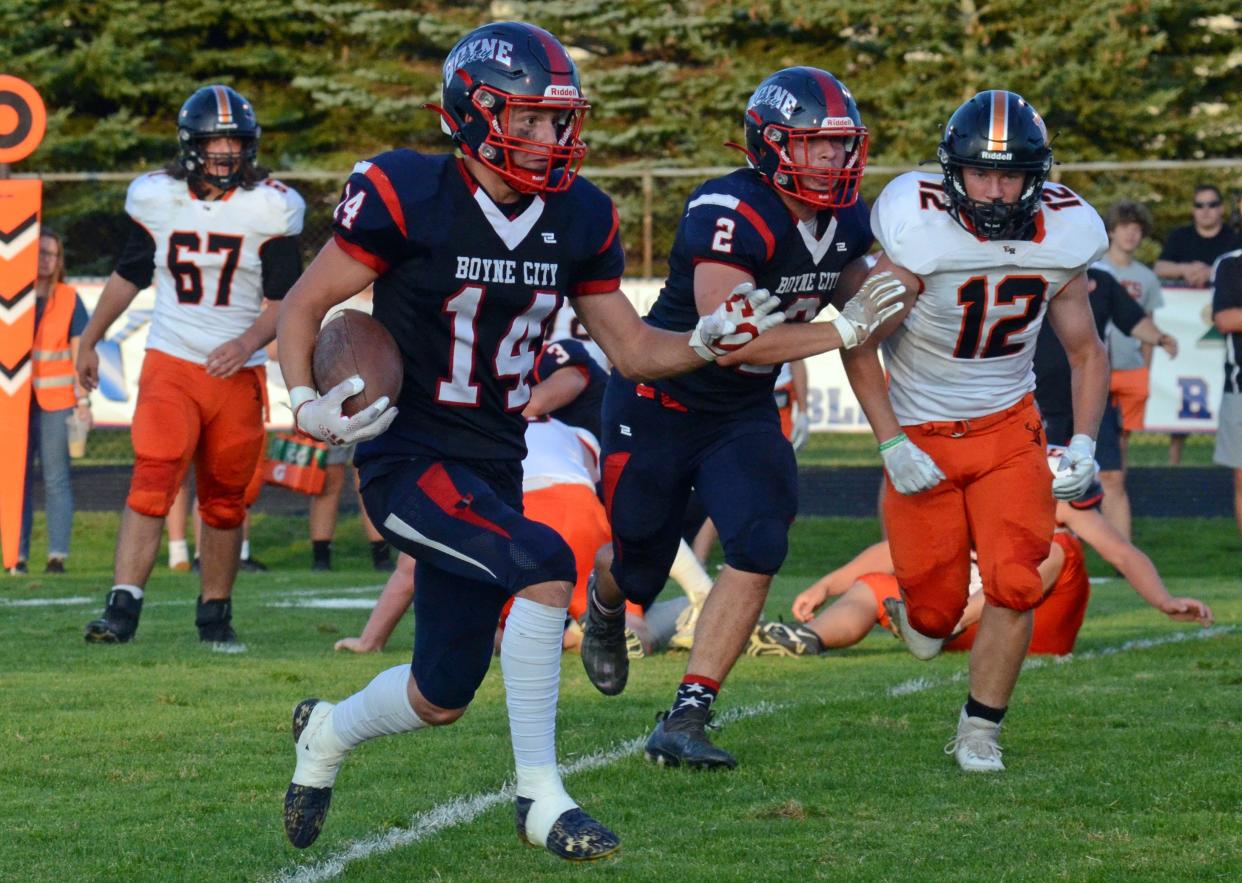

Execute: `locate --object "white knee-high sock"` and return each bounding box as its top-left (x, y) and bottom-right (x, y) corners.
top-left (502, 597), bottom-right (576, 845)
top-left (670, 539), bottom-right (713, 604)
top-left (332, 664), bottom-right (426, 749)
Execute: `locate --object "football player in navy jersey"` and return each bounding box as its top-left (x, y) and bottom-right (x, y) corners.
top-left (580, 67), bottom-right (906, 769)
top-left (525, 337), bottom-right (607, 441)
top-left (275, 21), bottom-right (784, 861)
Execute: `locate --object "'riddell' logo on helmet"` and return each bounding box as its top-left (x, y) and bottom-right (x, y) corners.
top-left (443, 38), bottom-right (514, 80)
top-left (544, 85), bottom-right (580, 98)
top-left (980, 150), bottom-right (1013, 160)
top-left (749, 85), bottom-right (798, 120)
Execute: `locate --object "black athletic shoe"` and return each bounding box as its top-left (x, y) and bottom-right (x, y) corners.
top-left (44, 558), bottom-right (66, 574)
top-left (84, 589), bottom-right (143, 643)
top-left (311, 558), bottom-right (331, 572)
top-left (579, 575), bottom-right (628, 696)
top-left (8, 560), bottom-right (28, 575)
top-left (283, 699), bottom-right (346, 849)
top-left (515, 797), bottom-right (621, 861)
top-left (746, 620), bottom-right (824, 657)
top-left (644, 707), bottom-right (737, 770)
top-left (196, 596), bottom-right (236, 643)
top-left (239, 556), bottom-right (267, 572)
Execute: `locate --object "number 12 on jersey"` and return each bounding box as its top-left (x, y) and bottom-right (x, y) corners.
top-left (437, 285), bottom-right (559, 409)
top-left (952, 274), bottom-right (1048, 359)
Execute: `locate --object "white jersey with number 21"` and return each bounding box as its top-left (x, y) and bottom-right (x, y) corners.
top-left (873, 171), bottom-right (1107, 424)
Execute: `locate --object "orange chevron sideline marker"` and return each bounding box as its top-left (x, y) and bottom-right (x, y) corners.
top-left (0, 76), bottom-right (47, 165)
top-left (0, 76), bottom-right (45, 568)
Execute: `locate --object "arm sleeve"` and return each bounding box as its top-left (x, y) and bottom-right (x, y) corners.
top-left (69, 295), bottom-right (89, 337)
top-left (114, 217), bottom-right (156, 289)
top-left (678, 196), bottom-right (773, 276)
top-left (1213, 258), bottom-right (1242, 314)
top-left (259, 235), bottom-right (303, 300)
top-left (534, 339), bottom-right (593, 383)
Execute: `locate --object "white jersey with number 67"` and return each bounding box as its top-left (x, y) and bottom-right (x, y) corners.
top-left (873, 171), bottom-right (1107, 424)
top-left (124, 171), bottom-right (305, 366)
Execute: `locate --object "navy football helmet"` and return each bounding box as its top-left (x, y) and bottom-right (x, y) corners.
top-left (937, 90), bottom-right (1052, 240)
top-left (432, 21), bottom-right (589, 194)
top-left (741, 67), bottom-right (869, 209)
top-left (177, 85), bottom-right (260, 192)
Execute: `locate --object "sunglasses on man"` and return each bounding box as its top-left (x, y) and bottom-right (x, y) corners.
top-left (1193, 199), bottom-right (1222, 209)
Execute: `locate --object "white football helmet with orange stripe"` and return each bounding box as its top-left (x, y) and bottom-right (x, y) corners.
top-left (936, 90), bottom-right (1052, 240)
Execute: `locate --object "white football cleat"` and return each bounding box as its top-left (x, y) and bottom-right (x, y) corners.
top-left (883, 597), bottom-right (945, 661)
top-left (944, 708), bottom-right (1005, 773)
top-left (667, 599), bottom-right (702, 651)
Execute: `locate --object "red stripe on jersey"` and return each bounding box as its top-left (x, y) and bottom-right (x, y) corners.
top-left (1031, 209), bottom-right (1047, 243)
top-left (574, 277), bottom-right (620, 296)
top-left (601, 452), bottom-right (631, 521)
top-left (416, 462), bottom-right (513, 539)
top-left (333, 233), bottom-right (390, 275)
top-left (363, 163), bottom-right (408, 238)
top-left (734, 200), bottom-right (776, 261)
top-left (596, 204), bottom-right (620, 255)
top-left (811, 69), bottom-right (847, 118)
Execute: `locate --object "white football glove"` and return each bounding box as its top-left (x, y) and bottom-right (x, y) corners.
top-left (291, 377), bottom-right (397, 446)
top-left (690, 282), bottom-right (786, 361)
top-left (879, 432), bottom-right (946, 495)
top-left (831, 271), bottom-right (907, 349)
top-left (1051, 433), bottom-right (1098, 500)
top-left (789, 401), bottom-right (810, 452)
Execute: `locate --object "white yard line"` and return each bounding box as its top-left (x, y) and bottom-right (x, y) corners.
top-left (885, 624), bottom-right (1236, 698)
top-left (263, 702), bottom-right (780, 883)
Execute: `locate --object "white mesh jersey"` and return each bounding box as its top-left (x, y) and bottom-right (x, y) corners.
top-left (873, 171), bottom-right (1107, 423)
top-left (125, 171), bottom-right (305, 365)
top-left (521, 418), bottom-right (600, 493)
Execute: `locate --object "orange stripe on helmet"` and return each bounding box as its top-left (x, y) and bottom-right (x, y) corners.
top-left (988, 91), bottom-right (1008, 151)
top-left (213, 85), bottom-right (233, 126)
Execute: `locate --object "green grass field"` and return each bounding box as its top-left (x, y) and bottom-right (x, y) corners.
top-left (3, 513), bottom-right (1239, 882)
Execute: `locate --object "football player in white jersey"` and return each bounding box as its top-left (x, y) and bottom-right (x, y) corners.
top-left (76, 85), bottom-right (305, 644)
top-left (841, 91), bottom-right (1110, 772)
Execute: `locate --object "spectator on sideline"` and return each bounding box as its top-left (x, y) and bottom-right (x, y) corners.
top-left (12, 231), bottom-right (91, 575)
top-left (1153, 184), bottom-right (1242, 465)
top-left (310, 446), bottom-right (392, 572)
top-left (1211, 248), bottom-right (1242, 540)
top-left (1098, 201), bottom-right (1164, 531)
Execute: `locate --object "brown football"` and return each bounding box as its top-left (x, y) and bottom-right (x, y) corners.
top-left (311, 309), bottom-right (403, 417)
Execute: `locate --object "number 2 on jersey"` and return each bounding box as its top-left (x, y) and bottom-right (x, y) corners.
top-left (437, 285), bottom-right (559, 409)
top-left (953, 275), bottom-right (1047, 359)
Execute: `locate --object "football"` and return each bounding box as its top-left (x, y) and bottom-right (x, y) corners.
top-left (311, 309), bottom-right (403, 417)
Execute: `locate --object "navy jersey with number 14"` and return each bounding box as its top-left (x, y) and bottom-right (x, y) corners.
top-left (332, 150), bottom-right (624, 465)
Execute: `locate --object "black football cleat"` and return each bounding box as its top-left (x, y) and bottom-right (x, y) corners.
top-left (84, 589), bottom-right (143, 643)
top-left (515, 797), bottom-right (621, 861)
top-left (644, 708), bottom-right (737, 770)
top-left (196, 596), bottom-right (237, 643)
top-left (239, 556), bottom-right (268, 572)
top-left (283, 699), bottom-right (348, 849)
top-left (579, 575), bottom-right (629, 696)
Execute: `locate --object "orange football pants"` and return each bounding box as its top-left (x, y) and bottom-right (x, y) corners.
top-left (127, 349), bottom-right (266, 530)
top-left (945, 532), bottom-right (1090, 655)
top-left (884, 395), bottom-right (1055, 638)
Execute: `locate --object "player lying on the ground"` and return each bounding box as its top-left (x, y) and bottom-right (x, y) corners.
top-left (749, 484), bottom-right (1213, 659)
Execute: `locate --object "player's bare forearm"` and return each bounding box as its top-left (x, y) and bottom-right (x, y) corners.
top-left (238, 300), bottom-right (280, 356)
top-left (1061, 505), bottom-right (1173, 611)
top-left (570, 290), bottom-right (705, 381)
top-left (841, 344), bottom-right (901, 443)
top-left (717, 321), bottom-right (847, 366)
top-left (791, 359), bottom-right (808, 409)
top-left (80, 273), bottom-right (141, 347)
top-left (1214, 306), bottom-right (1242, 334)
top-left (1066, 338), bottom-right (1109, 439)
top-left (278, 238), bottom-right (378, 391)
top-left (524, 367), bottom-right (587, 417)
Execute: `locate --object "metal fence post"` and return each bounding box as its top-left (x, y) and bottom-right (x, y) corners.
top-left (642, 171), bottom-right (654, 279)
